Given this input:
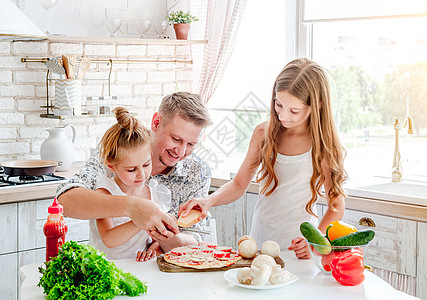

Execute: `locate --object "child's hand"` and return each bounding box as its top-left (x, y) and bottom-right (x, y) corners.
top-left (288, 237), bottom-right (311, 259)
top-left (136, 249), bottom-right (157, 261)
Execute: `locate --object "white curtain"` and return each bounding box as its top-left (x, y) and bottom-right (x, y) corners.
top-left (190, 0), bottom-right (247, 104)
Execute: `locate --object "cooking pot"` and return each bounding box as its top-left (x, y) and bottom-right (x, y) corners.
top-left (0, 160), bottom-right (62, 177)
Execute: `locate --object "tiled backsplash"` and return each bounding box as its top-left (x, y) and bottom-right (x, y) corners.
top-left (0, 39), bottom-right (194, 163)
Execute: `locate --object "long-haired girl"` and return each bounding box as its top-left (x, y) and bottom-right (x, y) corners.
top-left (179, 58), bottom-right (347, 258)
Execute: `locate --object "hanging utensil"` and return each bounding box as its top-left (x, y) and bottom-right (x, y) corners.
top-left (62, 55), bottom-right (74, 79)
top-left (76, 57), bottom-right (91, 80)
top-left (45, 59), bottom-right (65, 78)
top-left (67, 54), bottom-right (79, 68)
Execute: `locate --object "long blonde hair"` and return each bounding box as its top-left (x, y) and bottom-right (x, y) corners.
top-left (252, 58), bottom-right (347, 216)
top-left (99, 107), bottom-right (151, 164)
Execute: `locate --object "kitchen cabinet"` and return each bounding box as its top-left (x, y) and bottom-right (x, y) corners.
top-left (338, 207), bottom-right (418, 297)
top-left (0, 198), bottom-right (89, 300)
top-left (208, 187), bottom-right (246, 249)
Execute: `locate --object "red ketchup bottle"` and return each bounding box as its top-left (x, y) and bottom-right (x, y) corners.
top-left (43, 198), bottom-right (68, 261)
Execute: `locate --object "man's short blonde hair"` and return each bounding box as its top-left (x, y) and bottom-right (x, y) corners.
top-left (158, 92), bottom-right (212, 128)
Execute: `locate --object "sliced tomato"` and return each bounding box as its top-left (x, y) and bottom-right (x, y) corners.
top-left (216, 246), bottom-right (232, 252)
top-left (171, 249), bottom-right (186, 256)
top-left (214, 252), bottom-right (231, 259)
top-left (199, 242), bottom-right (217, 248)
top-left (202, 249), bottom-right (213, 253)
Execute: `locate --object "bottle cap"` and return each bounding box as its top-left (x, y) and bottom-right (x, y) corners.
top-left (48, 198), bottom-right (63, 214)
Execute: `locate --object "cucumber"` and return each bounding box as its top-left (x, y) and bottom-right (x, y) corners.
top-left (300, 222), bottom-right (331, 254)
top-left (331, 229), bottom-right (375, 246)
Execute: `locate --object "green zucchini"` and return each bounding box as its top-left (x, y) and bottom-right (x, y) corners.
top-left (331, 229), bottom-right (375, 246)
top-left (300, 222), bottom-right (331, 254)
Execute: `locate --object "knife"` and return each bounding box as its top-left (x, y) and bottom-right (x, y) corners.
top-left (179, 227), bottom-right (213, 235)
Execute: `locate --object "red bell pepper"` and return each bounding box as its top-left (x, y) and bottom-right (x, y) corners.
top-left (330, 249), bottom-right (365, 286)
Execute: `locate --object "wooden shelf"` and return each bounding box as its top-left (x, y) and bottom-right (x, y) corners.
top-left (47, 35), bottom-right (208, 45)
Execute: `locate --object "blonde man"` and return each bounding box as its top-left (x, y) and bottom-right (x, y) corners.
top-left (57, 92), bottom-right (212, 251)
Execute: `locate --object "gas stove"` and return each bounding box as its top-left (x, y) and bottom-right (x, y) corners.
top-left (0, 168), bottom-right (67, 188)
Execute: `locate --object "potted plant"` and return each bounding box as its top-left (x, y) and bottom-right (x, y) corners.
top-left (168, 10), bottom-right (198, 40)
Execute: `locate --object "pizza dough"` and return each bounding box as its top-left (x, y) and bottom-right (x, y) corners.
top-left (163, 242), bottom-right (242, 270)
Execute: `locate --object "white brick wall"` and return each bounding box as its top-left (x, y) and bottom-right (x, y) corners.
top-left (0, 40), bottom-right (194, 162)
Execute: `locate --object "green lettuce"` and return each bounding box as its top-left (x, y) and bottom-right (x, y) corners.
top-left (38, 241), bottom-right (147, 299)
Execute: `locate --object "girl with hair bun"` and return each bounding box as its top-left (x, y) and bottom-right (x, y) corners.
top-left (89, 107), bottom-right (170, 261)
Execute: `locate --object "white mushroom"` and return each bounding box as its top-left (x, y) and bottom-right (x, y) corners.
top-left (260, 240), bottom-right (280, 258)
top-left (252, 264), bottom-right (272, 286)
top-left (251, 254), bottom-right (276, 269)
top-left (238, 235), bottom-right (256, 246)
top-left (237, 267), bottom-right (253, 285)
top-left (270, 270), bottom-right (292, 285)
top-left (249, 264), bottom-right (260, 278)
top-left (238, 239), bottom-right (258, 259)
top-left (271, 264), bottom-right (282, 275)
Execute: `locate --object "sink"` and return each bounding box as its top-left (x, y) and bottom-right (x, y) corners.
top-left (358, 182), bottom-right (427, 198)
top-left (345, 180), bottom-right (427, 206)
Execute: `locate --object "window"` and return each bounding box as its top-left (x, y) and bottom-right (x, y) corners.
top-left (196, 0), bottom-right (286, 179)
top-left (300, 0), bottom-right (427, 182)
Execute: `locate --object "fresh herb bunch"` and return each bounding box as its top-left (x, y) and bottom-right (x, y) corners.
top-left (168, 10), bottom-right (199, 24)
top-left (38, 241), bottom-right (147, 300)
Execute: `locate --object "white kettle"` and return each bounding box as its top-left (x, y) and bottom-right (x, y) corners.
top-left (40, 124), bottom-right (76, 171)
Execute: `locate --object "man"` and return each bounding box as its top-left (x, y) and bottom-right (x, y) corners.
top-left (57, 92), bottom-right (212, 251)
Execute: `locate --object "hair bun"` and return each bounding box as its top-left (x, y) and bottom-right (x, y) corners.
top-left (113, 107), bottom-right (138, 131)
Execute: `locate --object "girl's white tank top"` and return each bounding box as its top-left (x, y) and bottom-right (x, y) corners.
top-left (250, 150), bottom-right (319, 250)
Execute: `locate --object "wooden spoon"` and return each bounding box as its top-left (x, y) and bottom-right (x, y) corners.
top-left (62, 55), bottom-right (74, 79)
top-left (76, 57), bottom-right (91, 79)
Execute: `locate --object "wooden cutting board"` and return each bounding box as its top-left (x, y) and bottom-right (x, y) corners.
top-left (157, 252), bottom-right (285, 273)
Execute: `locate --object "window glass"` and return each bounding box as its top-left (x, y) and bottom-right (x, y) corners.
top-left (311, 16), bottom-right (427, 181)
top-left (196, 0), bottom-right (286, 179)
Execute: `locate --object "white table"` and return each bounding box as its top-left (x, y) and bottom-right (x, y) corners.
top-left (20, 251), bottom-right (419, 300)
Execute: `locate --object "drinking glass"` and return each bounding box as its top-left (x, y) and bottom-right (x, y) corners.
top-left (39, 0), bottom-right (57, 34)
top-left (153, 19), bottom-right (169, 38)
top-left (133, 19), bottom-right (152, 38)
top-left (103, 18), bottom-right (122, 37)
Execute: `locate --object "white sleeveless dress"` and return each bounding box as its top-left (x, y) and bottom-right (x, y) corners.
top-left (89, 177), bottom-right (171, 260)
top-left (250, 150), bottom-right (320, 250)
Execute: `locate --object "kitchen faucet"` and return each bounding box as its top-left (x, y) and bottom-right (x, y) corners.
top-left (392, 116), bottom-right (413, 182)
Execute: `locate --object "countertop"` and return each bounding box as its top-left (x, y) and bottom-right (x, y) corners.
top-left (20, 250), bottom-right (419, 300)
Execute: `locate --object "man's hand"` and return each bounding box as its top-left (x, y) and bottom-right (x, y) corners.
top-left (148, 231), bottom-right (198, 253)
top-left (178, 198), bottom-right (212, 221)
top-left (127, 196), bottom-right (179, 234)
top-left (288, 237), bottom-right (311, 259)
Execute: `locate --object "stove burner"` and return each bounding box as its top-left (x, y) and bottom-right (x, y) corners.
top-left (0, 173), bottom-right (66, 187)
top-left (18, 175), bottom-right (46, 182)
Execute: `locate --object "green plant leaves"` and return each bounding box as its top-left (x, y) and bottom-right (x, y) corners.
top-left (38, 241), bottom-right (147, 300)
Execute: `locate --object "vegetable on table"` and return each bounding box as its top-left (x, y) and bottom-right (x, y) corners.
top-left (300, 222), bottom-right (331, 254)
top-left (330, 248), bottom-right (365, 286)
top-left (331, 229), bottom-right (375, 247)
top-left (38, 241), bottom-right (147, 300)
top-left (326, 221), bottom-right (357, 241)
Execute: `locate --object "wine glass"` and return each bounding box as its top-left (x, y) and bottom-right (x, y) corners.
top-left (153, 19), bottom-right (169, 38)
top-left (103, 18), bottom-right (122, 37)
top-left (39, 0), bottom-right (57, 34)
top-left (133, 19), bottom-right (152, 38)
